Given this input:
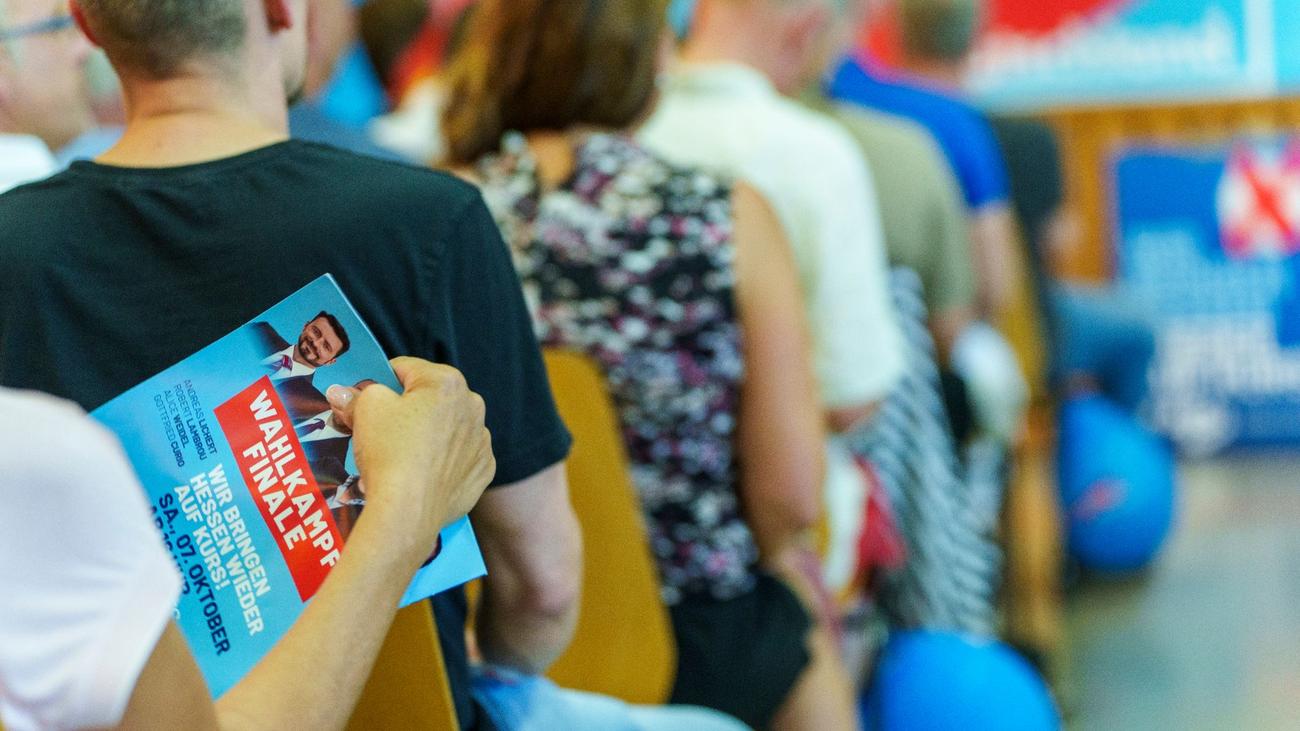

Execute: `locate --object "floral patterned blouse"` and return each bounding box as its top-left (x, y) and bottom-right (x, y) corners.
top-left (476, 132), bottom-right (758, 604)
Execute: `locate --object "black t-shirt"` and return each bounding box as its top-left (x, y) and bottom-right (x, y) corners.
top-left (0, 140), bottom-right (571, 730)
top-left (990, 116), bottom-right (1065, 332)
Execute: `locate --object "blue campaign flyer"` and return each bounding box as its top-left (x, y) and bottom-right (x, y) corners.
top-left (91, 275), bottom-right (486, 696)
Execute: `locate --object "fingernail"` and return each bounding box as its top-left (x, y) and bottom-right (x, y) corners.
top-left (326, 385), bottom-right (354, 407)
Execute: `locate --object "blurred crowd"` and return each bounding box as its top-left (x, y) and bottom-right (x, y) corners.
top-left (0, 0), bottom-right (1158, 729)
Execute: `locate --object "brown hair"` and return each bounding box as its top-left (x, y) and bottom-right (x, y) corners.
top-left (441, 0), bottom-right (668, 166)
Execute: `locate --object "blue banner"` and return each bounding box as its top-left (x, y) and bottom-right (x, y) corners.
top-left (1114, 140), bottom-right (1300, 453)
top-left (971, 0), bottom-right (1293, 111)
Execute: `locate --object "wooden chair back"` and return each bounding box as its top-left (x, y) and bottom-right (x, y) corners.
top-left (346, 602), bottom-right (459, 730)
top-left (542, 349), bottom-right (678, 705)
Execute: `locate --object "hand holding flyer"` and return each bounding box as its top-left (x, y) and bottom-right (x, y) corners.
top-left (329, 359), bottom-right (496, 569)
top-left (91, 275), bottom-right (488, 697)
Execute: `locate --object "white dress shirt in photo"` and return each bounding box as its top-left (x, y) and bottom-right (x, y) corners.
top-left (294, 409), bottom-right (349, 444)
top-left (263, 345), bottom-right (317, 381)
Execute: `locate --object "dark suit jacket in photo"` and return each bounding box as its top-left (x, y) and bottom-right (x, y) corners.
top-left (278, 379), bottom-right (330, 425)
top-left (301, 434), bottom-right (352, 491)
top-left (250, 320), bottom-right (291, 358)
top-left (304, 434), bottom-right (361, 539)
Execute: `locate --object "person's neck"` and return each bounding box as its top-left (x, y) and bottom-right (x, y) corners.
top-left (678, 8), bottom-right (778, 82)
top-left (896, 56), bottom-right (966, 90)
top-left (524, 127), bottom-right (614, 190)
top-left (97, 70), bottom-right (291, 168)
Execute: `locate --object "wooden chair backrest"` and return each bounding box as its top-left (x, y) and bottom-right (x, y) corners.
top-left (345, 602), bottom-right (459, 730)
top-left (542, 349), bottom-right (678, 705)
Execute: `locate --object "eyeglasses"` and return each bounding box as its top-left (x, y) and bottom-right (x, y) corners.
top-left (0, 14), bottom-right (76, 43)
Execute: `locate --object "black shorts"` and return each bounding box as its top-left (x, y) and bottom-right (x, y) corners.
top-left (668, 572), bottom-right (813, 729)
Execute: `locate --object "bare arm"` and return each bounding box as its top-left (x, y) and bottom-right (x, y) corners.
top-left (969, 203), bottom-right (1022, 320)
top-left (115, 360), bottom-right (495, 731)
top-left (472, 462), bottom-right (582, 674)
top-left (731, 182), bottom-right (827, 560)
top-left (117, 507), bottom-right (433, 731)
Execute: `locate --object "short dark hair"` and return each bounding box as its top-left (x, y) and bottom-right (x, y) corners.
top-left (311, 311), bottom-right (352, 358)
top-left (441, 0), bottom-right (668, 166)
top-left (76, 0), bottom-right (246, 77)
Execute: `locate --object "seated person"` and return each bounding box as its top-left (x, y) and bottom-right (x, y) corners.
top-left (798, 0), bottom-right (1000, 639)
top-left (827, 0), bottom-right (1019, 323)
top-left (2, 2), bottom-right (746, 727)
top-left (0, 359), bottom-right (494, 730)
top-left (0, 0), bottom-right (95, 190)
top-left (798, 0), bottom-right (976, 364)
top-left (442, 2), bottom-right (857, 728)
top-left (0, 1), bottom-right (580, 728)
top-left (828, 0), bottom-right (1029, 443)
top-left (642, 0), bottom-right (906, 621)
top-left (991, 116), bottom-right (1156, 417)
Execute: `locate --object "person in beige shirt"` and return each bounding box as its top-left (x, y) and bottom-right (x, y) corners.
top-left (809, 95), bottom-right (978, 360)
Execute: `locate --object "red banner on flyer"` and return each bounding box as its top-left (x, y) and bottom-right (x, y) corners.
top-left (215, 377), bottom-right (342, 601)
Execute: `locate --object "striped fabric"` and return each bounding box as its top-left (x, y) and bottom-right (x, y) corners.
top-left (849, 268), bottom-right (1003, 637)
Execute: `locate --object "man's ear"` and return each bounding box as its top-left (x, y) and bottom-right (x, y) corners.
top-left (69, 2), bottom-right (103, 48)
top-left (263, 0), bottom-right (296, 33)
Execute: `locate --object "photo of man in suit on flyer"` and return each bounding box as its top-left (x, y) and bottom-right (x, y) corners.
top-left (251, 312), bottom-right (351, 422)
top-left (293, 378), bottom-right (440, 562)
top-left (245, 309), bottom-right (443, 562)
top-left (291, 377), bottom-right (373, 538)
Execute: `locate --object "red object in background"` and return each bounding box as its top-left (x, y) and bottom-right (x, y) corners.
top-left (388, 0), bottom-right (478, 102)
top-left (389, 20), bottom-right (440, 101)
top-left (860, 0), bottom-right (1131, 69)
top-left (215, 378), bottom-right (342, 602)
top-left (986, 0), bottom-right (1127, 36)
top-left (1220, 143), bottom-right (1300, 259)
top-left (860, 0), bottom-right (903, 69)
top-left (854, 456), bottom-right (907, 584)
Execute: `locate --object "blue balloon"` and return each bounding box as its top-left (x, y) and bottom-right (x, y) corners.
top-left (1056, 395), bottom-right (1177, 572)
top-left (863, 631), bottom-right (1060, 731)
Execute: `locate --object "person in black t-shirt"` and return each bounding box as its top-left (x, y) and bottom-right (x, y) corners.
top-left (0, 1), bottom-right (580, 728)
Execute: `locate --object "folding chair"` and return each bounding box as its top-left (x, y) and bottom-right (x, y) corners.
top-left (346, 602), bottom-right (459, 730)
top-left (542, 349), bottom-right (677, 705)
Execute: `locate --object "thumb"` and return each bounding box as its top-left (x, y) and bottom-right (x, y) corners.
top-left (326, 384), bottom-right (360, 430)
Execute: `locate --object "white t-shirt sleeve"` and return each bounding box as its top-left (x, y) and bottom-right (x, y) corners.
top-left (0, 390), bottom-right (183, 731)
